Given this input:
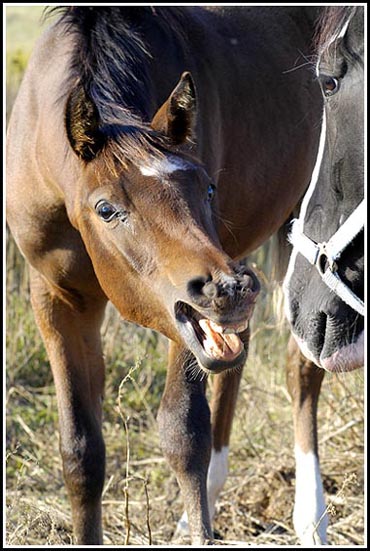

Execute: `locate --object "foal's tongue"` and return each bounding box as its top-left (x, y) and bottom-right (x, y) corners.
top-left (198, 319), bottom-right (243, 360)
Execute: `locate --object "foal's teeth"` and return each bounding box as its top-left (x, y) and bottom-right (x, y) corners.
top-left (223, 321), bottom-right (249, 334)
top-left (206, 319), bottom-right (249, 334)
top-left (236, 321), bottom-right (249, 333)
top-left (208, 320), bottom-right (224, 333)
top-left (223, 327), bottom-right (236, 334)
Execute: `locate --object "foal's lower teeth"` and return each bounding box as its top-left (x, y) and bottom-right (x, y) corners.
top-left (236, 321), bottom-right (249, 333)
top-left (222, 321), bottom-right (249, 334)
top-left (201, 318), bottom-right (249, 335)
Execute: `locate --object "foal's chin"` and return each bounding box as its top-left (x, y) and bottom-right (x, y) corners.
top-left (174, 301), bottom-right (250, 374)
top-left (195, 344), bottom-right (248, 375)
top-left (187, 340), bottom-right (248, 375)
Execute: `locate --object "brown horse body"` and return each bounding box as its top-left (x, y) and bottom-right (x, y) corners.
top-left (7, 7), bottom-right (323, 545)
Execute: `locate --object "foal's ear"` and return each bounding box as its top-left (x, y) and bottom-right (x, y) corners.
top-left (65, 85), bottom-right (105, 161)
top-left (151, 72), bottom-right (196, 144)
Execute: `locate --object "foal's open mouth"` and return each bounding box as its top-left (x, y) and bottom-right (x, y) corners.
top-left (175, 301), bottom-right (248, 373)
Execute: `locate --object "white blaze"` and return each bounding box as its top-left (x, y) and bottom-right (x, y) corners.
top-left (139, 155), bottom-right (193, 177)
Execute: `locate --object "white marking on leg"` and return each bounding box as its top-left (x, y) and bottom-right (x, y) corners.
top-left (294, 446), bottom-right (328, 545)
top-left (174, 446), bottom-right (229, 538)
top-left (174, 510), bottom-right (189, 539)
top-left (207, 446), bottom-right (229, 521)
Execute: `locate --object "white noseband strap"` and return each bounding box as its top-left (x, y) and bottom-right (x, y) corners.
top-left (289, 199), bottom-right (365, 316)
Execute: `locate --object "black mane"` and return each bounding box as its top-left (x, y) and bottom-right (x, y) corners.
top-left (50, 6), bottom-right (189, 166)
top-left (53, 7), bottom-right (155, 123)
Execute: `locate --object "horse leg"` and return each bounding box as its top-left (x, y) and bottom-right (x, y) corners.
top-left (207, 367), bottom-right (242, 521)
top-left (286, 335), bottom-right (327, 545)
top-left (176, 364), bottom-right (243, 537)
top-left (29, 268), bottom-right (107, 545)
top-left (157, 342), bottom-right (213, 545)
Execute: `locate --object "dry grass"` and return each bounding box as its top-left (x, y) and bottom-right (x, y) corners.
top-left (5, 241), bottom-right (364, 547)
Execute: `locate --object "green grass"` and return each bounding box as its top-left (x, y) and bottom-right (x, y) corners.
top-left (6, 6), bottom-right (47, 54)
top-left (6, 5), bottom-right (51, 123)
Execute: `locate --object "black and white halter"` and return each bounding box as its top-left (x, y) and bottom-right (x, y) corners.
top-left (288, 107), bottom-right (364, 317)
top-left (289, 200), bottom-right (365, 316)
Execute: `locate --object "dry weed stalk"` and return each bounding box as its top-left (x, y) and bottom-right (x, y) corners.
top-left (116, 365), bottom-right (153, 545)
top-left (312, 472), bottom-right (359, 542)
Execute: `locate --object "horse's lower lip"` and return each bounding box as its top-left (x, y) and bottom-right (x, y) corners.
top-left (293, 330), bottom-right (364, 373)
top-left (174, 301), bottom-right (248, 372)
top-left (320, 331), bottom-right (364, 373)
top-left (321, 362), bottom-right (361, 373)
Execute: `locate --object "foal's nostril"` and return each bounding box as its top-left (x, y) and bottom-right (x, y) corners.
top-left (241, 274), bottom-right (253, 290)
top-left (187, 276), bottom-right (219, 301)
top-left (187, 276), bottom-right (209, 300)
top-left (239, 269), bottom-right (260, 294)
top-left (187, 269), bottom-right (259, 304)
top-left (203, 281), bottom-right (218, 300)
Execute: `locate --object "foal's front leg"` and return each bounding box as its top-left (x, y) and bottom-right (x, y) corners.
top-left (174, 344), bottom-right (245, 540)
top-left (30, 268), bottom-right (107, 545)
top-left (286, 335), bottom-right (327, 545)
top-left (157, 342), bottom-right (213, 545)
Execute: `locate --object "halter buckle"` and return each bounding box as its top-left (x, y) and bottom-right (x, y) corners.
top-left (316, 243), bottom-right (337, 275)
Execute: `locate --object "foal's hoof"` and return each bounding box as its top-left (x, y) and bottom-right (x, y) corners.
top-left (171, 531), bottom-right (191, 545)
top-left (173, 511), bottom-right (216, 545)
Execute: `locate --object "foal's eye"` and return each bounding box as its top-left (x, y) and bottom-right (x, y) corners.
top-left (319, 75), bottom-right (340, 97)
top-left (95, 200), bottom-right (118, 222)
top-left (207, 184), bottom-right (216, 202)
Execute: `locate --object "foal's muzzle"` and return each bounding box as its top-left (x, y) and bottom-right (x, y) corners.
top-left (187, 267), bottom-right (260, 314)
top-left (175, 266), bottom-right (260, 373)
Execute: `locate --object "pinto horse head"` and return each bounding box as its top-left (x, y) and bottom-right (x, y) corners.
top-left (284, 7), bottom-right (364, 373)
top-left (65, 71), bottom-right (260, 374)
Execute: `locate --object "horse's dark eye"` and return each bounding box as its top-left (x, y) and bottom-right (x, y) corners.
top-left (207, 184), bottom-right (216, 202)
top-left (319, 75), bottom-right (340, 97)
top-left (95, 200), bottom-right (117, 222)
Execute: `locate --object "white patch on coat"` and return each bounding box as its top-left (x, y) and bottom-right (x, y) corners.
top-left (293, 446), bottom-right (328, 545)
top-left (174, 510), bottom-right (189, 539)
top-left (139, 155), bottom-right (193, 177)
